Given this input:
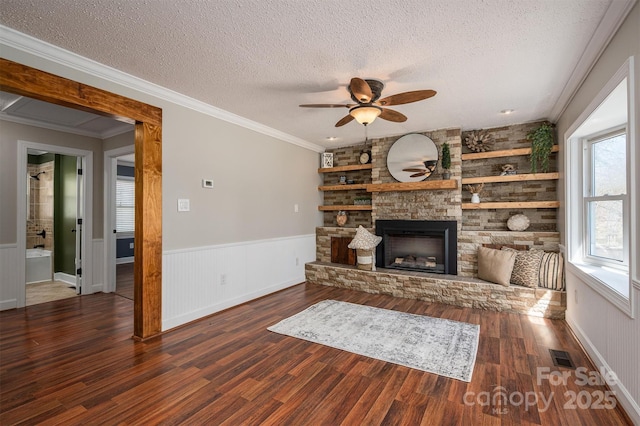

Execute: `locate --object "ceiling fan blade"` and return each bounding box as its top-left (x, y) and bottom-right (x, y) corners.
top-left (335, 114), bottom-right (355, 127)
top-left (402, 168), bottom-right (427, 172)
top-left (410, 171), bottom-right (427, 178)
top-left (349, 78), bottom-right (373, 103)
top-left (379, 108), bottom-right (407, 122)
top-left (377, 90), bottom-right (437, 106)
top-left (299, 104), bottom-right (351, 108)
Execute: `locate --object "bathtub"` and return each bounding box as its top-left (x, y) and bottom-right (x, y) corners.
top-left (26, 249), bottom-right (52, 284)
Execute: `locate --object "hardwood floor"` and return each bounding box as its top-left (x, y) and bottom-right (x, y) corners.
top-left (115, 262), bottom-right (134, 300)
top-left (0, 283), bottom-right (631, 425)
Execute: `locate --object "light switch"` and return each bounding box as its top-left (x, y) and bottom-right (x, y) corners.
top-left (177, 198), bottom-right (190, 212)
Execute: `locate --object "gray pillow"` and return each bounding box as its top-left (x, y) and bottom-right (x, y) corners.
top-left (477, 246), bottom-right (517, 286)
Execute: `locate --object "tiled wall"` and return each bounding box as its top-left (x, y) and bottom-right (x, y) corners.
top-left (27, 161), bottom-right (54, 250)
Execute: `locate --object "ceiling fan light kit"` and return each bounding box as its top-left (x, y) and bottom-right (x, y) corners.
top-left (350, 105), bottom-right (382, 125)
top-left (300, 77), bottom-right (436, 128)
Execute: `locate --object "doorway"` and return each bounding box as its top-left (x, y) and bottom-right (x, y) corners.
top-left (18, 141), bottom-right (92, 308)
top-left (3, 58), bottom-right (162, 339)
top-left (104, 146), bottom-right (135, 300)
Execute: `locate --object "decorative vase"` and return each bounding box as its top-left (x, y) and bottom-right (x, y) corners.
top-left (336, 210), bottom-right (348, 227)
top-left (442, 170), bottom-right (451, 180)
top-left (471, 193), bottom-right (480, 203)
top-left (507, 214), bottom-right (530, 231)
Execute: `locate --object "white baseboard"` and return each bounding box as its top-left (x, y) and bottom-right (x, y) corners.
top-left (566, 317), bottom-right (640, 424)
top-left (54, 272), bottom-right (76, 286)
top-left (116, 257), bottom-right (134, 265)
top-left (162, 278), bottom-right (301, 331)
top-left (0, 299), bottom-right (17, 310)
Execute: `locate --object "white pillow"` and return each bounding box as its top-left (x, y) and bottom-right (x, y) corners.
top-left (348, 226), bottom-right (382, 250)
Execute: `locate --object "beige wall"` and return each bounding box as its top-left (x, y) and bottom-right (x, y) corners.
top-left (1, 46), bottom-right (323, 252)
top-left (162, 104), bottom-right (323, 249)
top-left (0, 121), bottom-right (104, 242)
top-left (103, 130), bottom-right (134, 152)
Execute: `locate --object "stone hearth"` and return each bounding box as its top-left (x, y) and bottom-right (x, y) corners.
top-left (306, 262), bottom-right (566, 319)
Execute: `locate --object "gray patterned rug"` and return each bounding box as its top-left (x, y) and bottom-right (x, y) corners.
top-left (268, 300), bottom-right (479, 382)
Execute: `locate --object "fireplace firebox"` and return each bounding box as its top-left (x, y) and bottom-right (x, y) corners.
top-left (375, 220), bottom-right (457, 274)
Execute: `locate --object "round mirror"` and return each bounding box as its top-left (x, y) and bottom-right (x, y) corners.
top-left (386, 134), bottom-right (439, 182)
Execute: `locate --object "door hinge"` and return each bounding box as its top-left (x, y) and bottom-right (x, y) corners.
top-left (78, 168), bottom-right (83, 175)
top-left (77, 218), bottom-right (83, 225)
top-left (76, 268), bottom-right (82, 276)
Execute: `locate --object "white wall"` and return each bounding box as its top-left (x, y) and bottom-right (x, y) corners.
top-left (556, 3), bottom-right (640, 423)
top-left (1, 31), bottom-right (323, 323)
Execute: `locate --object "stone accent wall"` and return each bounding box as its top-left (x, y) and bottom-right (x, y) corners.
top-left (316, 226), bottom-right (370, 263)
top-left (461, 121), bottom-right (558, 231)
top-left (371, 129), bottom-right (462, 228)
top-left (458, 230), bottom-right (560, 277)
top-left (306, 262), bottom-right (566, 319)
top-left (317, 122), bottom-right (559, 277)
top-left (322, 143), bottom-right (372, 228)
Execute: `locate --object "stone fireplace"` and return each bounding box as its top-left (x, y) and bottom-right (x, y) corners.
top-left (308, 121), bottom-right (565, 318)
top-left (375, 220), bottom-right (457, 275)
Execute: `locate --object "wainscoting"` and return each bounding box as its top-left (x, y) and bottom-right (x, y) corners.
top-left (0, 240), bottom-right (104, 310)
top-left (0, 244), bottom-right (20, 310)
top-left (162, 234), bottom-right (315, 330)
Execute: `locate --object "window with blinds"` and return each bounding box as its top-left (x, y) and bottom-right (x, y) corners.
top-left (116, 177), bottom-right (135, 233)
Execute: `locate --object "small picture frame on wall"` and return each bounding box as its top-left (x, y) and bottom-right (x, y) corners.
top-left (321, 152), bottom-right (334, 168)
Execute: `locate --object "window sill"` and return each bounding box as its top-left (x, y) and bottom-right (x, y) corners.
top-left (568, 261), bottom-right (633, 318)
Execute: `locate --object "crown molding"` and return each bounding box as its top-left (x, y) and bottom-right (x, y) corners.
top-left (0, 25), bottom-right (325, 153)
top-left (549, 0), bottom-right (637, 122)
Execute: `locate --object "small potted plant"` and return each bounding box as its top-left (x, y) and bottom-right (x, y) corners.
top-left (527, 122), bottom-right (555, 173)
top-left (441, 142), bottom-right (451, 179)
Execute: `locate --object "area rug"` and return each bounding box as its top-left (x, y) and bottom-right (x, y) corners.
top-left (268, 300), bottom-right (480, 382)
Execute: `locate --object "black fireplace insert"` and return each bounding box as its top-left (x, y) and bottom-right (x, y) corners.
top-left (375, 220), bottom-right (457, 274)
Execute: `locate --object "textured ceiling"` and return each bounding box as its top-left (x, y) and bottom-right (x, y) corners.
top-left (0, 0), bottom-right (620, 148)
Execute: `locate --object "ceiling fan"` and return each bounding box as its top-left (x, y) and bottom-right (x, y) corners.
top-left (299, 78), bottom-right (436, 127)
top-left (402, 160), bottom-right (438, 178)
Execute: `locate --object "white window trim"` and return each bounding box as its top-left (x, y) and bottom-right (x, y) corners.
top-left (564, 56), bottom-right (636, 318)
top-left (116, 175), bottom-right (135, 235)
top-left (582, 128), bottom-right (629, 270)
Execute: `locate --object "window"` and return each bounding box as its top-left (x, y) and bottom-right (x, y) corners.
top-left (116, 177), bottom-right (135, 233)
top-left (565, 59), bottom-right (635, 315)
top-left (583, 131), bottom-right (628, 267)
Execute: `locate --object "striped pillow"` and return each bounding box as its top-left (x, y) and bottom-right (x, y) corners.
top-left (539, 251), bottom-right (565, 290)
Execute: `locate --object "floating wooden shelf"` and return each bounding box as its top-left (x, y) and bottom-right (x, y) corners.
top-left (318, 164), bottom-right (373, 173)
top-left (318, 184), bottom-right (368, 191)
top-left (318, 205), bottom-right (373, 211)
top-left (366, 179), bottom-right (458, 193)
top-left (461, 145), bottom-right (559, 161)
top-left (461, 201), bottom-right (560, 210)
top-left (461, 172), bottom-right (559, 184)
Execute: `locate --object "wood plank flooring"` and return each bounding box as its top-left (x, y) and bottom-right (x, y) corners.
top-left (0, 283), bottom-right (631, 425)
top-left (115, 263), bottom-right (134, 300)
